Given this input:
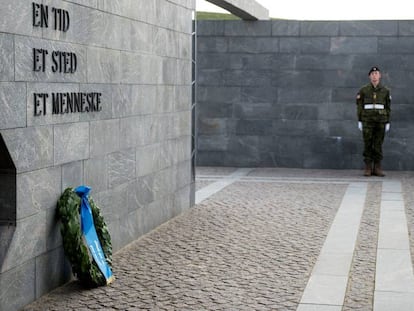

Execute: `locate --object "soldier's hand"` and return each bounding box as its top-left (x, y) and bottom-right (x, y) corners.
top-left (358, 122), bottom-right (363, 131)
top-left (385, 123), bottom-right (390, 132)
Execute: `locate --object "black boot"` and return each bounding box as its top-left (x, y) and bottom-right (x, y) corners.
top-left (364, 161), bottom-right (372, 177)
top-left (373, 162), bottom-right (385, 177)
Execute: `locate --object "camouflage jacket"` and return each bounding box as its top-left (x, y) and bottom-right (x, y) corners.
top-left (356, 83), bottom-right (391, 123)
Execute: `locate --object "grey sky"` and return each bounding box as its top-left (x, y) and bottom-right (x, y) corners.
top-left (196, 0), bottom-right (414, 20)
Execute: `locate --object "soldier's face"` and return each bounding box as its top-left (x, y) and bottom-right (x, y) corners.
top-left (370, 71), bottom-right (381, 86)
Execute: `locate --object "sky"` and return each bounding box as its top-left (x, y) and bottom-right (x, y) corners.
top-left (196, 0), bottom-right (414, 20)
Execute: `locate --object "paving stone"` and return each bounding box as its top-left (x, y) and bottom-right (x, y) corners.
top-left (21, 168), bottom-right (414, 310)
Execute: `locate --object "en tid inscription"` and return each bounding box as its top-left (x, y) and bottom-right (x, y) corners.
top-left (32, 2), bottom-right (70, 32)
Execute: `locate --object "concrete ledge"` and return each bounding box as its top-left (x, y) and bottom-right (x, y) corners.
top-left (206, 0), bottom-right (269, 20)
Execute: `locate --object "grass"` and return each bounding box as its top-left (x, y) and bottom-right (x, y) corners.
top-left (196, 11), bottom-right (284, 21)
top-left (196, 11), bottom-right (240, 20)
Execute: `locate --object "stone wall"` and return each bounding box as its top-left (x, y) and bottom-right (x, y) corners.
top-left (0, 1), bottom-right (194, 310)
top-left (197, 20), bottom-right (414, 170)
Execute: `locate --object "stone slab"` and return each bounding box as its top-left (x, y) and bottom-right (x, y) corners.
top-left (0, 260), bottom-right (35, 311)
top-left (300, 275), bottom-right (348, 306)
top-left (0, 0), bottom-right (42, 37)
top-left (1, 212), bottom-right (47, 273)
top-left (0, 34), bottom-right (14, 81)
top-left (14, 36), bottom-right (87, 83)
top-left (378, 210), bottom-right (410, 250)
top-left (62, 160), bottom-right (83, 189)
top-left (311, 251), bottom-right (354, 277)
top-left (297, 304), bottom-right (342, 311)
top-left (375, 249), bottom-right (414, 293)
top-left (0, 83), bottom-right (26, 130)
top-left (374, 291), bottom-right (414, 311)
top-left (90, 119), bottom-right (120, 157)
top-left (53, 122), bottom-right (89, 165)
top-left (16, 167), bottom-right (61, 220)
top-left (35, 248), bottom-right (70, 299)
top-left (1, 127), bottom-right (53, 173)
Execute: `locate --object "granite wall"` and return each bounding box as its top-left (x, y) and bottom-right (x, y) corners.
top-left (0, 1), bottom-right (194, 310)
top-left (197, 20), bottom-right (414, 170)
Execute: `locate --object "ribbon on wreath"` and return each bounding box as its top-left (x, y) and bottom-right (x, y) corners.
top-left (75, 185), bottom-right (113, 284)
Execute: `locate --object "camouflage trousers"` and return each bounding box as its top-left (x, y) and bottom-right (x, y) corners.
top-left (362, 121), bottom-right (386, 163)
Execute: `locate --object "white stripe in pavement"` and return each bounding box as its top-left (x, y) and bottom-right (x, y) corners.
top-left (195, 168), bottom-right (253, 204)
top-left (198, 176), bottom-right (350, 184)
top-left (198, 175), bottom-right (388, 184)
top-left (198, 178), bottom-right (350, 185)
top-left (297, 182), bottom-right (367, 310)
top-left (374, 181), bottom-right (414, 311)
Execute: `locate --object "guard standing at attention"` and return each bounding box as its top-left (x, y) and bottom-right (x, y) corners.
top-left (356, 66), bottom-right (391, 177)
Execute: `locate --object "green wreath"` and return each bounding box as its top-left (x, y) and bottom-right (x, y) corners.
top-left (57, 187), bottom-right (113, 287)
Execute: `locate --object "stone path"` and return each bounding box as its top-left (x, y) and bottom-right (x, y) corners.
top-left (22, 167), bottom-right (414, 311)
top-left (297, 182), bottom-right (368, 310)
top-left (374, 181), bottom-right (414, 310)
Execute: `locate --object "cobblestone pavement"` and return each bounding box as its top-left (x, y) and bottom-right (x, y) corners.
top-left (23, 167), bottom-right (414, 311)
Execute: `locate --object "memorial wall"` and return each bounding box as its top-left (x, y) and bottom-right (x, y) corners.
top-left (197, 20), bottom-right (414, 170)
top-left (0, 1), bottom-right (195, 310)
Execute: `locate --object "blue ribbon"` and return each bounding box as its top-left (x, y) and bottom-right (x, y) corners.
top-left (75, 186), bottom-right (113, 284)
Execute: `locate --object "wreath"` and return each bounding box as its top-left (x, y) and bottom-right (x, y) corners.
top-left (57, 187), bottom-right (113, 287)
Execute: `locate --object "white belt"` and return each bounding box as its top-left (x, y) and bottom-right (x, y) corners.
top-left (364, 104), bottom-right (384, 109)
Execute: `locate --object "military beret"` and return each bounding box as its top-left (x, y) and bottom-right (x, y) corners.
top-left (368, 66), bottom-right (380, 75)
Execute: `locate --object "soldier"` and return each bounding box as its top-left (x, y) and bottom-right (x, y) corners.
top-left (356, 66), bottom-right (391, 177)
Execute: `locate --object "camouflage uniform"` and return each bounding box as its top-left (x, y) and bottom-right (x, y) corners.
top-left (356, 81), bottom-right (391, 175)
